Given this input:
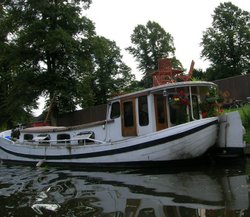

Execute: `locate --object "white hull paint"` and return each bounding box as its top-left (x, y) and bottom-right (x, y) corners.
top-left (2, 81), bottom-right (233, 167)
top-left (0, 117), bottom-right (218, 166)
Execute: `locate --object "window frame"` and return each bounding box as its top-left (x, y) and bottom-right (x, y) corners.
top-left (138, 95), bottom-right (149, 126)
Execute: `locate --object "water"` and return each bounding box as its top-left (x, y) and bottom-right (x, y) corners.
top-left (0, 159), bottom-right (249, 217)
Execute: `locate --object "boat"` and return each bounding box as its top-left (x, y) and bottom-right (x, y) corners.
top-left (0, 80), bottom-right (220, 167)
top-left (0, 58), bottom-right (245, 166)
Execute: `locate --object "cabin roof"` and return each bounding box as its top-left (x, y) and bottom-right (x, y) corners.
top-left (109, 81), bottom-right (217, 102)
top-left (20, 120), bottom-right (115, 134)
top-left (21, 126), bottom-right (68, 133)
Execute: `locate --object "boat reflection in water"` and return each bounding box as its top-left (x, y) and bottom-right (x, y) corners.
top-left (78, 170), bottom-right (249, 217)
top-left (0, 164), bottom-right (249, 216)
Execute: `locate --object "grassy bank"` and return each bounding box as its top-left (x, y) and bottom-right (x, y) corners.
top-left (238, 104), bottom-right (250, 144)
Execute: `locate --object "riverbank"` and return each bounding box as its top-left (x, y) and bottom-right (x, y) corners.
top-left (245, 144), bottom-right (250, 155)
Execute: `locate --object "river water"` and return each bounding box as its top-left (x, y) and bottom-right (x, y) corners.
top-left (1, 159), bottom-right (250, 217)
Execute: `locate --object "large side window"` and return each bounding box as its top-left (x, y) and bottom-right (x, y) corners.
top-left (110, 102), bottom-right (120, 119)
top-left (168, 94), bottom-right (188, 125)
top-left (138, 95), bottom-right (149, 126)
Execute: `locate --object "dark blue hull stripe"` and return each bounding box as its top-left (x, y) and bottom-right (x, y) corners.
top-left (0, 120), bottom-right (218, 161)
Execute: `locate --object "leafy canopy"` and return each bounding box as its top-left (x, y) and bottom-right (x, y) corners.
top-left (0, 0), bottom-right (93, 126)
top-left (201, 2), bottom-right (250, 80)
top-left (77, 36), bottom-right (135, 107)
top-left (127, 21), bottom-right (182, 87)
top-left (0, 0), bottom-right (134, 128)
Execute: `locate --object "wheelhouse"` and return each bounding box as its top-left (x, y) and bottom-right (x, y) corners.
top-left (107, 82), bottom-right (218, 140)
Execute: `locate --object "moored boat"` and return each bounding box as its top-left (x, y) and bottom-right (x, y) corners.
top-left (0, 81), bottom-right (220, 167)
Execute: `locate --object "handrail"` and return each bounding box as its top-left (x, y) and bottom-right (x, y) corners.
top-left (23, 136), bottom-right (107, 146)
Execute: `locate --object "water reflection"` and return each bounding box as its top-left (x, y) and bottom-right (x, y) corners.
top-left (0, 161), bottom-right (249, 217)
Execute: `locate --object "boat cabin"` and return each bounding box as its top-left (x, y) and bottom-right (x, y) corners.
top-left (19, 81), bottom-right (218, 145)
top-left (106, 82), bottom-right (218, 141)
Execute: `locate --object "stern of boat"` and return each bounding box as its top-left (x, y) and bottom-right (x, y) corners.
top-left (213, 111), bottom-right (246, 158)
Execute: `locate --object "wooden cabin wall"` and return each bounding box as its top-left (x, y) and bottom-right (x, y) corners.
top-left (56, 104), bottom-right (107, 126)
top-left (214, 74), bottom-right (250, 101)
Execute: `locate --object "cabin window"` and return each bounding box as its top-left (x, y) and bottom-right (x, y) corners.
top-left (24, 134), bottom-right (33, 141)
top-left (123, 101), bottom-right (134, 127)
top-left (35, 134), bottom-right (50, 144)
top-left (57, 134), bottom-right (70, 143)
top-left (110, 102), bottom-right (120, 119)
top-left (138, 95), bottom-right (149, 126)
top-left (168, 94), bottom-right (188, 125)
top-left (77, 131), bottom-right (95, 145)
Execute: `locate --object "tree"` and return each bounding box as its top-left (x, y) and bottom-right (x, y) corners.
top-left (0, 4), bottom-right (40, 128)
top-left (127, 21), bottom-right (182, 87)
top-left (201, 2), bottom-right (250, 80)
top-left (77, 36), bottom-right (134, 107)
top-left (0, 0), bottom-right (94, 126)
top-left (192, 68), bottom-right (206, 81)
top-left (0, 0), bottom-right (135, 127)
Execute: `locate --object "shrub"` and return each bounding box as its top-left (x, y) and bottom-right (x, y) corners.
top-left (238, 104), bottom-right (250, 144)
top-left (239, 104), bottom-right (250, 129)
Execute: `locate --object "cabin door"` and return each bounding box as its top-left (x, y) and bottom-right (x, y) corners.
top-left (121, 98), bottom-right (137, 137)
top-left (154, 94), bottom-right (168, 131)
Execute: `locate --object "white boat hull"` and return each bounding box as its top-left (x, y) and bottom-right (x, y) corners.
top-left (0, 118), bottom-right (218, 166)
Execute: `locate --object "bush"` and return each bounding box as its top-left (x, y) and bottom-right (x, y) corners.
top-left (238, 104), bottom-right (250, 144)
top-left (238, 104), bottom-right (250, 129)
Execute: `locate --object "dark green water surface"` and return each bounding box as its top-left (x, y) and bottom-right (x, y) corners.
top-left (1, 159), bottom-right (250, 217)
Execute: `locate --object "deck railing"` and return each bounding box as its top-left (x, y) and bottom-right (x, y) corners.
top-left (22, 136), bottom-right (106, 146)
